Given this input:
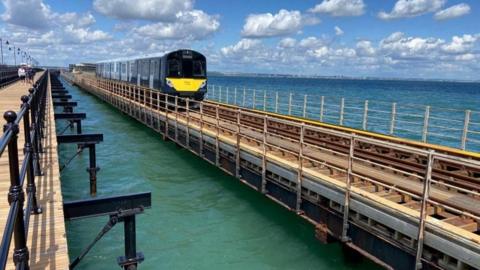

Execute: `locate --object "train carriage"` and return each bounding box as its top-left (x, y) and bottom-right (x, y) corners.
top-left (96, 49), bottom-right (207, 101)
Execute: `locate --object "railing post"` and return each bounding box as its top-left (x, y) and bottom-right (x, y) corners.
top-left (234, 87), bottom-right (237, 105)
top-left (236, 109), bottom-right (241, 178)
top-left (320, 96), bottom-right (324, 122)
top-left (296, 123), bottom-right (305, 212)
top-left (252, 89), bottom-right (256, 109)
top-left (288, 93), bottom-right (292, 115)
top-left (174, 96), bottom-right (178, 143)
top-left (242, 87), bottom-right (246, 107)
top-left (274, 92), bottom-right (279, 113)
top-left (422, 106), bottom-right (430, 142)
top-left (262, 90), bottom-right (266, 111)
top-left (415, 151), bottom-right (434, 270)
top-left (21, 96), bottom-right (41, 215)
top-left (303, 94), bottom-right (307, 118)
top-left (219, 86), bottom-right (222, 102)
top-left (199, 103), bottom-right (204, 157)
top-left (339, 98), bottom-right (345, 125)
top-left (164, 94), bottom-right (168, 140)
top-left (362, 100), bottom-right (368, 130)
top-left (261, 115), bottom-right (268, 194)
top-left (211, 85), bottom-right (215, 100)
top-left (28, 88), bottom-right (42, 176)
top-left (186, 98), bottom-right (190, 149)
top-left (3, 111), bottom-right (29, 269)
top-left (215, 105), bottom-right (220, 166)
top-left (390, 102), bottom-right (396, 135)
top-left (341, 135), bottom-right (355, 242)
top-left (461, 110), bottom-right (471, 150)
top-left (226, 87), bottom-right (229, 104)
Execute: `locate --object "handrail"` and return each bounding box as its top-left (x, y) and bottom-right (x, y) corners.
top-left (206, 84), bottom-right (480, 152)
top-left (0, 66), bottom-right (20, 89)
top-left (0, 70), bottom-right (47, 269)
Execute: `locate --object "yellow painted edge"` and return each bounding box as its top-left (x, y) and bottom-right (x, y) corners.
top-left (207, 100), bottom-right (480, 159)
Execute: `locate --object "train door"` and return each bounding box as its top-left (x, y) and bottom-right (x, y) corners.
top-left (150, 58), bottom-right (160, 89)
top-left (140, 59), bottom-right (149, 87)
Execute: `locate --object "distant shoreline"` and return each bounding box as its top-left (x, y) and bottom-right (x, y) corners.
top-left (208, 71), bottom-right (480, 84)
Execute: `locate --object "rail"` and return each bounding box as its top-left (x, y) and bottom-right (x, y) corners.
top-left (0, 66), bottom-right (20, 89)
top-left (71, 75), bottom-right (480, 269)
top-left (206, 85), bottom-right (480, 152)
top-left (0, 71), bottom-right (47, 269)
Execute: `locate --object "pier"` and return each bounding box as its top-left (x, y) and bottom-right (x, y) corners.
top-left (0, 71), bottom-right (69, 269)
top-left (66, 72), bottom-right (480, 270)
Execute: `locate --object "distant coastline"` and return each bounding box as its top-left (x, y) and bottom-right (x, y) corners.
top-left (208, 71), bottom-right (480, 84)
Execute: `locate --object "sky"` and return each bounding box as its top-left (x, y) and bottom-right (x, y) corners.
top-left (0, 0), bottom-right (479, 80)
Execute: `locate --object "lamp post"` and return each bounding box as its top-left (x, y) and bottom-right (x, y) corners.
top-left (0, 38), bottom-right (3, 65)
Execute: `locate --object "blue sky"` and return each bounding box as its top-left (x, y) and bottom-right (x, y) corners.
top-left (0, 0), bottom-right (479, 80)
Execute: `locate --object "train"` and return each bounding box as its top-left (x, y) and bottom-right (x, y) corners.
top-left (95, 49), bottom-right (207, 100)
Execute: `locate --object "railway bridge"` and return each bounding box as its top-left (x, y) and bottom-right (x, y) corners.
top-left (63, 72), bottom-right (480, 270)
top-left (0, 68), bottom-right (478, 269)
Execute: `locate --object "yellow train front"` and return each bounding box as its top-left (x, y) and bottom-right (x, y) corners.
top-left (95, 49), bottom-right (207, 101)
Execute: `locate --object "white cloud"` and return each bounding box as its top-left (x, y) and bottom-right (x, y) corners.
top-left (334, 26), bottom-right (344, 36)
top-left (93, 0), bottom-right (193, 21)
top-left (356, 40), bottom-right (375, 56)
top-left (218, 31), bottom-right (480, 79)
top-left (241, 9), bottom-right (319, 38)
top-left (221, 39), bottom-right (262, 57)
top-left (380, 32), bottom-right (444, 58)
top-left (58, 12), bottom-right (96, 27)
top-left (378, 0), bottom-right (445, 20)
top-left (434, 3), bottom-right (470, 20)
top-left (441, 34), bottom-right (479, 54)
top-left (309, 0), bottom-right (365, 16)
top-left (133, 10), bottom-right (219, 40)
top-left (64, 24), bottom-right (112, 43)
top-left (279, 37), bottom-right (297, 48)
top-left (1, 0), bottom-right (51, 29)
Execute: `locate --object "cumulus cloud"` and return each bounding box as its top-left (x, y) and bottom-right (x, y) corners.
top-left (434, 3), bottom-right (470, 20)
top-left (378, 0), bottom-right (445, 20)
top-left (441, 34), bottom-right (479, 54)
top-left (1, 0), bottom-right (51, 29)
top-left (221, 39), bottom-right (262, 57)
top-left (58, 12), bottom-right (96, 27)
top-left (241, 9), bottom-right (319, 38)
top-left (309, 0), bottom-right (365, 16)
top-left (63, 25), bottom-right (112, 43)
top-left (334, 26), bottom-right (344, 36)
top-left (279, 37), bottom-right (297, 48)
top-left (93, 0), bottom-right (194, 21)
top-left (133, 10), bottom-right (219, 40)
top-left (218, 31), bottom-right (480, 79)
top-left (356, 40), bottom-right (375, 56)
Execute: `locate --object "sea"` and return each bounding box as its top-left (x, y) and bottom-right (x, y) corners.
top-left (59, 75), bottom-right (479, 270)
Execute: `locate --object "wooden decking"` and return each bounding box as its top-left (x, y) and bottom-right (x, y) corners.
top-left (0, 73), bottom-right (69, 269)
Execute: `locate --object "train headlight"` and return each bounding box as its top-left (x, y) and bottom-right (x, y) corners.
top-left (200, 80), bottom-right (207, 88)
top-left (166, 79), bottom-right (174, 88)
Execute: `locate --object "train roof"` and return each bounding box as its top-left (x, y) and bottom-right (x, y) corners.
top-left (95, 49), bottom-right (204, 64)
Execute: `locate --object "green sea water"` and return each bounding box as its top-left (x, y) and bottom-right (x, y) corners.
top-left (57, 79), bottom-right (379, 269)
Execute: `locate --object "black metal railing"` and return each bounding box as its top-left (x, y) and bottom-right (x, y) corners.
top-left (0, 66), bottom-right (20, 89)
top-left (0, 70), bottom-right (48, 269)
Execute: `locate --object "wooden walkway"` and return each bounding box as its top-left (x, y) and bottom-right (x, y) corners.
top-left (0, 73), bottom-right (69, 269)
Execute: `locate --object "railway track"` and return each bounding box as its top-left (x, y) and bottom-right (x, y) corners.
top-left (199, 102), bottom-right (480, 233)
top-left (79, 75), bottom-right (480, 235)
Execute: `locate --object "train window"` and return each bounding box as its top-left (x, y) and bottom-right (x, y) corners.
top-left (168, 59), bottom-right (181, 77)
top-left (193, 61), bottom-right (205, 78)
top-left (182, 59), bottom-right (193, 78)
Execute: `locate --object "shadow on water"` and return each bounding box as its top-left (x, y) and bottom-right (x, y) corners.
top-left (59, 79), bottom-right (380, 270)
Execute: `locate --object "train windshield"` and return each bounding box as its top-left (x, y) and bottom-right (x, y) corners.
top-left (167, 51), bottom-right (206, 79)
